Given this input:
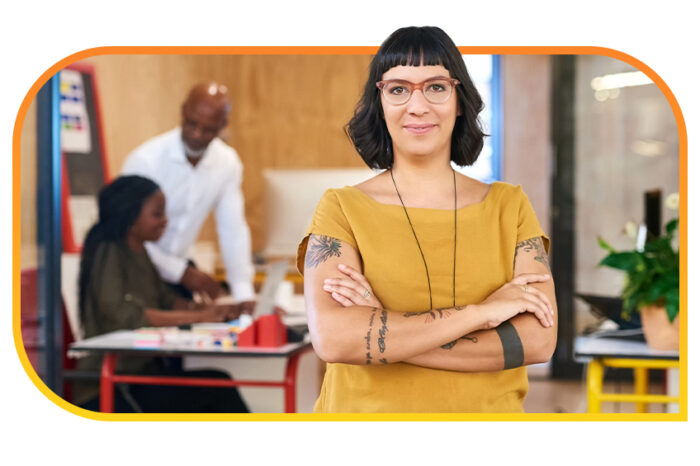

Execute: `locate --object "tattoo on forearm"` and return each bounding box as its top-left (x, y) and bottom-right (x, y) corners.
top-left (305, 235), bottom-right (342, 269)
top-left (403, 305), bottom-right (466, 324)
top-left (495, 321), bottom-right (525, 370)
top-left (514, 237), bottom-right (550, 270)
top-left (377, 310), bottom-right (388, 354)
top-left (440, 335), bottom-right (479, 350)
top-left (365, 308), bottom-right (377, 365)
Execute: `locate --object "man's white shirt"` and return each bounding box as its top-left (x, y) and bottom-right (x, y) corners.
top-left (121, 128), bottom-right (255, 301)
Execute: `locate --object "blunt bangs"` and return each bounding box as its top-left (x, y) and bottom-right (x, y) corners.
top-left (373, 30), bottom-right (448, 75)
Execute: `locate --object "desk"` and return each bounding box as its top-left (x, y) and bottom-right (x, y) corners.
top-left (70, 330), bottom-right (313, 413)
top-left (574, 335), bottom-right (679, 413)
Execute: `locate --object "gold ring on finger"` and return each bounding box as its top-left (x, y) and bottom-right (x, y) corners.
top-left (522, 284), bottom-right (529, 292)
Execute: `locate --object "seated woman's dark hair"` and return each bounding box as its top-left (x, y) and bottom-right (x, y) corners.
top-left (346, 26), bottom-right (487, 169)
top-left (78, 175), bottom-right (161, 323)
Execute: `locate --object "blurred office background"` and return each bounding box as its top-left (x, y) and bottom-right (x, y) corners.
top-left (19, 52), bottom-right (679, 413)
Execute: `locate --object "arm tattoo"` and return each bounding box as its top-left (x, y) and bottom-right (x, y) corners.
top-left (403, 305), bottom-right (466, 324)
top-left (514, 237), bottom-right (550, 270)
top-left (305, 235), bottom-right (342, 269)
top-left (377, 310), bottom-right (388, 354)
top-left (365, 308), bottom-right (377, 365)
top-left (495, 321), bottom-right (524, 370)
top-left (440, 335), bottom-right (479, 350)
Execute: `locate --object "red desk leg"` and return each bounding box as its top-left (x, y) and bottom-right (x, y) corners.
top-left (100, 353), bottom-right (118, 413)
top-left (283, 353), bottom-right (300, 413)
top-left (284, 346), bottom-right (312, 413)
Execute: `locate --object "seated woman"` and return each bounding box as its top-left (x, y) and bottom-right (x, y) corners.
top-left (75, 175), bottom-right (248, 413)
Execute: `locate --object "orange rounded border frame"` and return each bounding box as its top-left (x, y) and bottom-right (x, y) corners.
top-left (11, 46), bottom-right (688, 422)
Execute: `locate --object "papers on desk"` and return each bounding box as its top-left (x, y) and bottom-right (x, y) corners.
top-left (132, 327), bottom-right (191, 348)
top-left (132, 329), bottom-right (164, 348)
top-left (131, 324), bottom-right (241, 350)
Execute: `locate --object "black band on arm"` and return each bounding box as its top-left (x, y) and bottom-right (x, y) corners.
top-left (495, 321), bottom-right (524, 370)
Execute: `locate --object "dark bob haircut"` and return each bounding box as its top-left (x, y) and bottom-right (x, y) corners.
top-left (346, 26), bottom-right (487, 169)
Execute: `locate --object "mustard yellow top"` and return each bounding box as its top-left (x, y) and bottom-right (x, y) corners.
top-left (297, 181), bottom-right (550, 413)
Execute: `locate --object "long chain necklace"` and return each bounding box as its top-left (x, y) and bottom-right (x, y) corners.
top-left (389, 168), bottom-right (457, 310)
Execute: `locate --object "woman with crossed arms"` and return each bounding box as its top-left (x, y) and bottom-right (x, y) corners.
top-left (297, 26), bottom-right (557, 413)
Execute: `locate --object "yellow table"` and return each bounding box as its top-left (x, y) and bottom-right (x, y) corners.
top-left (574, 335), bottom-right (679, 413)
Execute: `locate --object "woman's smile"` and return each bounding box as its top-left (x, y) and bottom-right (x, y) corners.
top-left (403, 123), bottom-right (437, 135)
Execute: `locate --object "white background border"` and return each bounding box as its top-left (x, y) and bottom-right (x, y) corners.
top-left (2, 1), bottom-right (695, 463)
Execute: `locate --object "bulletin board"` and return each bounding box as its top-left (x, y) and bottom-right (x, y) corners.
top-left (59, 63), bottom-right (110, 252)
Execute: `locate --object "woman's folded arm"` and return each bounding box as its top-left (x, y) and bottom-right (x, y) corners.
top-left (404, 236), bottom-right (557, 372)
top-left (403, 311), bottom-right (556, 372)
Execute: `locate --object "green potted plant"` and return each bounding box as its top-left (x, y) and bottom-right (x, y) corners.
top-left (597, 193), bottom-right (680, 350)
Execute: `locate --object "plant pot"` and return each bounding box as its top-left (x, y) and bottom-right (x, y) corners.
top-left (640, 305), bottom-right (679, 351)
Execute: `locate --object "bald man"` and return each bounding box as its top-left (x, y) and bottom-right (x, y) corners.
top-left (122, 83), bottom-right (256, 311)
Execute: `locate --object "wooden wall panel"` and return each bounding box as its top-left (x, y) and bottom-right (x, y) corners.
top-left (80, 53), bottom-right (373, 252)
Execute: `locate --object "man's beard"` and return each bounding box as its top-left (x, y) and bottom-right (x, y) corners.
top-left (183, 141), bottom-right (207, 159)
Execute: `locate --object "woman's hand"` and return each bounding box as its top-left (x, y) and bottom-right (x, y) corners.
top-left (322, 264), bottom-right (384, 308)
top-left (181, 266), bottom-right (224, 301)
top-left (237, 301), bottom-right (256, 315)
top-left (477, 273), bottom-right (554, 329)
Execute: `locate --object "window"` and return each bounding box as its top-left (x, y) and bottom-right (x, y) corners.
top-left (453, 55), bottom-right (501, 183)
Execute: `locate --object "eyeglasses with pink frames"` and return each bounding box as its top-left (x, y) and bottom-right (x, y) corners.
top-left (376, 77), bottom-right (460, 105)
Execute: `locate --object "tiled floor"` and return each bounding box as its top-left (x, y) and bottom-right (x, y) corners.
top-left (524, 375), bottom-right (669, 414)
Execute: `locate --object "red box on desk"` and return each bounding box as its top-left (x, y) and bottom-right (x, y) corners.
top-left (237, 314), bottom-right (287, 347)
top-left (237, 321), bottom-right (256, 346)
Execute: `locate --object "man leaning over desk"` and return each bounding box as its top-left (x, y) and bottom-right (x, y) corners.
top-left (122, 82), bottom-right (256, 312)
